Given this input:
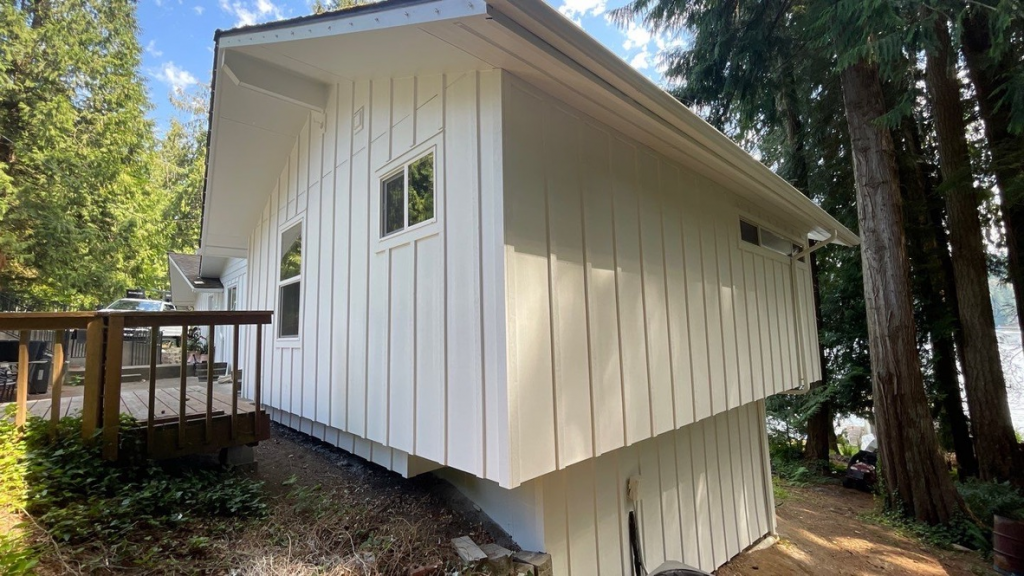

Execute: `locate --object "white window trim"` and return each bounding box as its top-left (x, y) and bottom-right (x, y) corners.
top-left (737, 215), bottom-right (808, 265)
top-left (374, 135), bottom-right (443, 252)
top-left (225, 283), bottom-right (239, 312)
top-left (276, 216), bottom-right (304, 346)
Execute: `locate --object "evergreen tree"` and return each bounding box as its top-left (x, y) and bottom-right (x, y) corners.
top-left (0, 0), bottom-right (167, 308)
top-left (157, 88), bottom-right (208, 254)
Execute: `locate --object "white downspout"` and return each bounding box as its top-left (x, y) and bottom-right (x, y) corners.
top-left (789, 230), bottom-right (839, 392)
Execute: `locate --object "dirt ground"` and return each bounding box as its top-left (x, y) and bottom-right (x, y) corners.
top-left (717, 484), bottom-right (993, 576)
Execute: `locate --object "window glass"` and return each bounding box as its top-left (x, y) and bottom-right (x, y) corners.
top-left (227, 286), bottom-right (238, 311)
top-left (280, 223), bottom-right (302, 281)
top-left (278, 282), bottom-right (301, 338)
top-left (382, 172), bottom-right (405, 236)
top-left (761, 228), bottom-right (797, 256)
top-left (740, 220), bottom-right (759, 245)
top-left (408, 153), bottom-right (434, 226)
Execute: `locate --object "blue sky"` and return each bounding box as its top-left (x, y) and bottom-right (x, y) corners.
top-left (138, 0), bottom-right (687, 128)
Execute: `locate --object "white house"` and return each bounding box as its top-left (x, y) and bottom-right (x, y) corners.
top-left (195, 0), bottom-right (858, 572)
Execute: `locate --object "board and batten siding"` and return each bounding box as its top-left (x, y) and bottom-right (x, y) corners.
top-left (502, 73), bottom-right (819, 486)
top-left (541, 401), bottom-right (775, 575)
top-left (242, 69), bottom-right (509, 484)
top-left (440, 400), bottom-right (775, 575)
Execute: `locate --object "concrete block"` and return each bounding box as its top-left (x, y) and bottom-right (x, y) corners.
top-left (480, 542), bottom-right (513, 574)
top-left (219, 445), bottom-right (255, 468)
top-left (452, 536), bottom-right (487, 564)
top-left (512, 551), bottom-right (552, 576)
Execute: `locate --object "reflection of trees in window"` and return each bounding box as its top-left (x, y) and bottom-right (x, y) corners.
top-left (382, 173), bottom-right (405, 235)
top-left (408, 153), bottom-right (434, 226)
top-left (280, 223), bottom-right (302, 281)
top-left (380, 150), bottom-right (435, 237)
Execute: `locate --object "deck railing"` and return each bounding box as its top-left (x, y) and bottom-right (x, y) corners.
top-left (0, 310), bottom-right (272, 460)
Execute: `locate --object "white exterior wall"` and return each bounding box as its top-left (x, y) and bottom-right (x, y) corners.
top-left (216, 258), bottom-right (247, 373)
top-left (502, 73), bottom-right (818, 486)
top-left (242, 70), bottom-right (508, 483)
top-left (443, 401), bottom-right (774, 575)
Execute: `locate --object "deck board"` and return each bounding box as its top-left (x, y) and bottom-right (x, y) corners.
top-left (9, 386), bottom-right (255, 425)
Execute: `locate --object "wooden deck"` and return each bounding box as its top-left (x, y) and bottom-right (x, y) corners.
top-left (22, 385), bottom-right (255, 424)
top-left (10, 385), bottom-right (270, 459)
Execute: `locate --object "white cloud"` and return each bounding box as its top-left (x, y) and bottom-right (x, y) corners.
top-left (622, 21), bottom-right (651, 51)
top-left (155, 62), bottom-right (199, 94)
top-left (219, 0), bottom-right (283, 27)
top-left (629, 50), bottom-right (649, 71)
top-left (145, 40), bottom-right (163, 58)
top-left (194, 5), bottom-right (204, 14)
top-left (558, 0), bottom-right (607, 21)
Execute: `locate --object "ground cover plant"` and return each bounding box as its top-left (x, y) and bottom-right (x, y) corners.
top-left (0, 409), bottom-right (266, 573)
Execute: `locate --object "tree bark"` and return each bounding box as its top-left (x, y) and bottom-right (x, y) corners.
top-left (926, 17), bottom-right (1019, 482)
top-left (961, 9), bottom-right (1024, 335)
top-left (840, 60), bottom-right (961, 523)
top-left (895, 112), bottom-right (979, 480)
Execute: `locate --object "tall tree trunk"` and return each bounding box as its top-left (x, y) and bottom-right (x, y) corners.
top-left (896, 112), bottom-right (979, 480)
top-left (961, 9), bottom-right (1024, 335)
top-left (926, 17), bottom-right (1019, 482)
top-left (840, 60), bottom-right (961, 523)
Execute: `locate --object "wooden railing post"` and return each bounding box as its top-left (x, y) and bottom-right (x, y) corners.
top-left (231, 324), bottom-right (239, 440)
top-left (49, 329), bottom-right (66, 436)
top-left (81, 317), bottom-right (105, 440)
top-left (147, 325), bottom-right (158, 453)
top-left (178, 324), bottom-right (188, 448)
top-left (254, 324), bottom-right (262, 437)
top-left (102, 316), bottom-right (124, 460)
top-left (205, 324), bottom-right (215, 444)
top-left (15, 330), bottom-right (29, 428)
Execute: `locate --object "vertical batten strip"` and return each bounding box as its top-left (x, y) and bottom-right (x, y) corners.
top-left (232, 324), bottom-right (240, 439)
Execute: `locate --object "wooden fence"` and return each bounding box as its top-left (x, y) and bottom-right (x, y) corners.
top-left (1, 311), bottom-right (272, 460)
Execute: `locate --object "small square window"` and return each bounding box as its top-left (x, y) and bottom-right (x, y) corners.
top-left (740, 220), bottom-right (759, 245)
top-left (380, 151), bottom-right (435, 237)
top-left (278, 282), bottom-right (301, 338)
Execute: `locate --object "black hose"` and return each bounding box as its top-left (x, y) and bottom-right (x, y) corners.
top-left (629, 510), bottom-right (646, 576)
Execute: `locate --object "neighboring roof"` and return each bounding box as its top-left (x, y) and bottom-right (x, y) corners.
top-left (201, 0), bottom-right (859, 251)
top-left (168, 253), bottom-right (224, 291)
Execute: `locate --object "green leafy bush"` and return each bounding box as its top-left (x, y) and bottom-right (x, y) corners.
top-left (958, 479), bottom-right (1024, 524)
top-left (0, 413), bottom-right (268, 569)
top-left (16, 415), bottom-right (267, 544)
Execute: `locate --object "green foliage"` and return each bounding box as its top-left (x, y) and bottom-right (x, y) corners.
top-left (0, 407), bottom-right (27, 513)
top-left (865, 506), bottom-right (985, 551)
top-left (156, 88), bottom-right (209, 255)
top-left (959, 479), bottom-right (1024, 524)
top-left (0, 532), bottom-right (38, 576)
top-left (0, 414), bottom-right (266, 568)
top-left (0, 0), bottom-right (169, 308)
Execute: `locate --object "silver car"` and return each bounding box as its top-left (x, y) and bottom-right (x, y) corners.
top-left (100, 298), bottom-right (182, 341)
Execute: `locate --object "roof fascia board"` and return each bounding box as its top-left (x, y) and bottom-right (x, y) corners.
top-left (222, 50), bottom-right (330, 112)
top-left (486, 0), bottom-right (858, 246)
top-left (217, 0), bottom-right (488, 49)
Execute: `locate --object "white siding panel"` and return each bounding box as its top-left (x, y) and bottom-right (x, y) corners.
top-left (415, 235), bottom-right (445, 463)
top-left (545, 104), bottom-right (594, 469)
top-left (245, 70), bottom-right (508, 484)
top-left (610, 138), bottom-right (652, 446)
top-left (579, 122), bottom-right (626, 457)
top-left (638, 151), bottom-right (674, 436)
top-left (535, 403), bottom-right (773, 576)
top-left (445, 72), bottom-right (485, 477)
top-left (389, 244), bottom-right (415, 452)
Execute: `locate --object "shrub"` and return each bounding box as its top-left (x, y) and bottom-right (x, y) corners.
top-left (959, 480), bottom-right (1024, 525)
top-left (0, 413), bottom-right (268, 568)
